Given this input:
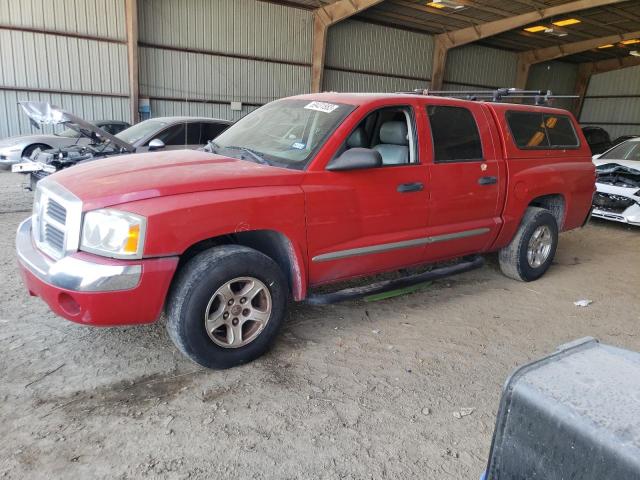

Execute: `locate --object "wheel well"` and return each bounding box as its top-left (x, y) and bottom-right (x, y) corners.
top-left (178, 230), bottom-right (299, 297)
top-left (529, 194), bottom-right (565, 229)
top-left (22, 143), bottom-right (51, 157)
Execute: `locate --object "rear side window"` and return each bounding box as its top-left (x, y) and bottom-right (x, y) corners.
top-left (427, 105), bottom-right (483, 162)
top-left (507, 111), bottom-right (579, 149)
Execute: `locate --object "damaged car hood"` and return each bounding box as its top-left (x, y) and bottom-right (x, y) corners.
top-left (595, 162), bottom-right (640, 189)
top-left (51, 150), bottom-right (304, 210)
top-left (19, 101), bottom-right (134, 153)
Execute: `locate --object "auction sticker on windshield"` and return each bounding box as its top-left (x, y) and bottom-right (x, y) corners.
top-left (304, 101), bottom-right (339, 114)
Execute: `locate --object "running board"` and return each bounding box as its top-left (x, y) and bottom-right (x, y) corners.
top-left (305, 255), bottom-right (485, 306)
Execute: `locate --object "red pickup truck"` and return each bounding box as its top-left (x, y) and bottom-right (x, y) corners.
top-left (16, 93), bottom-right (595, 368)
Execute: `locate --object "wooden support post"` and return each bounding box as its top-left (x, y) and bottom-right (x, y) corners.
top-left (515, 57), bottom-right (531, 90)
top-left (311, 12), bottom-right (329, 94)
top-left (125, 0), bottom-right (139, 123)
top-left (573, 63), bottom-right (593, 118)
top-left (430, 37), bottom-right (450, 91)
top-left (310, 0), bottom-right (385, 93)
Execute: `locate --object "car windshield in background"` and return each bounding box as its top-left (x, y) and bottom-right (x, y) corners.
top-left (117, 119), bottom-right (170, 144)
top-left (210, 99), bottom-right (355, 169)
top-left (56, 128), bottom-right (81, 138)
top-left (600, 141), bottom-right (640, 161)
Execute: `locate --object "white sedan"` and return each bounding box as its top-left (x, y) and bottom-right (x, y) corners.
top-left (592, 138), bottom-right (640, 226)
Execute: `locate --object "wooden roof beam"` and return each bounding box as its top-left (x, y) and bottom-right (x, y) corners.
top-left (515, 29), bottom-right (640, 88)
top-left (430, 0), bottom-right (627, 90)
top-left (311, 0), bottom-right (385, 92)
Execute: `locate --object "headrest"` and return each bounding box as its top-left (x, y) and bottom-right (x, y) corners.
top-left (379, 121), bottom-right (408, 145)
top-left (346, 127), bottom-right (369, 148)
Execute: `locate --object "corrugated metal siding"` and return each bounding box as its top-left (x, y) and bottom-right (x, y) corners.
top-left (445, 45), bottom-right (517, 88)
top-left (325, 20), bottom-right (433, 79)
top-left (138, 0), bottom-right (311, 120)
top-left (0, 88), bottom-right (129, 138)
top-left (580, 64), bottom-right (640, 139)
top-left (0, 0), bottom-right (126, 40)
top-left (149, 99), bottom-right (258, 122)
top-left (0, 0), bottom-right (130, 135)
top-left (586, 64), bottom-right (640, 96)
top-left (0, 29), bottom-right (128, 94)
top-left (138, 0), bottom-right (312, 64)
top-left (139, 46), bottom-right (309, 106)
top-left (527, 61), bottom-right (578, 111)
top-left (323, 69), bottom-right (428, 93)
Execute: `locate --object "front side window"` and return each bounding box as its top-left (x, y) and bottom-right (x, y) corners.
top-left (117, 119), bottom-right (171, 145)
top-left (210, 99), bottom-right (355, 169)
top-left (335, 106), bottom-right (417, 166)
top-left (155, 123), bottom-right (187, 146)
top-left (507, 111), bottom-right (579, 149)
top-left (427, 105), bottom-right (483, 162)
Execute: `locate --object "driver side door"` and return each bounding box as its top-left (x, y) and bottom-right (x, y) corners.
top-left (303, 103), bottom-right (430, 286)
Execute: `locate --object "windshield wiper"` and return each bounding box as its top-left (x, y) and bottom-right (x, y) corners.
top-left (222, 145), bottom-right (270, 165)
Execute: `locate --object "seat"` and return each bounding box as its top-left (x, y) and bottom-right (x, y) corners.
top-left (346, 127), bottom-right (369, 148)
top-left (373, 121), bottom-right (409, 165)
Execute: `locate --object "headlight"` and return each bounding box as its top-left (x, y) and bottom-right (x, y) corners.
top-left (80, 209), bottom-right (146, 259)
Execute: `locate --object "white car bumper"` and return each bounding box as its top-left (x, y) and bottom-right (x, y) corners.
top-left (592, 183), bottom-right (640, 226)
top-left (0, 146), bottom-right (23, 167)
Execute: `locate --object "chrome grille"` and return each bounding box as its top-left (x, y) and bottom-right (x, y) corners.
top-left (32, 180), bottom-right (82, 260)
top-left (46, 199), bottom-right (67, 224)
top-left (44, 223), bottom-right (65, 251)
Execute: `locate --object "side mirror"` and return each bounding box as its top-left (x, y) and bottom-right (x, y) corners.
top-left (148, 138), bottom-right (166, 151)
top-left (326, 148), bottom-right (382, 171)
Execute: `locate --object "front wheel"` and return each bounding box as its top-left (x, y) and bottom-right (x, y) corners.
top-left (166, 245), bottom-right (288, 369)
top-left (499, 207), bottom-right (559, 282)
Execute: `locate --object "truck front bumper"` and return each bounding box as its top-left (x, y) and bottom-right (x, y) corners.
top-left (16, 217), bottom-right (179, 326)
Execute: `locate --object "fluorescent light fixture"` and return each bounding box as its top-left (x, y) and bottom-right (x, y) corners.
top-left (427, 0), bottom-right (466, 11)
top-left (621, 39), bottom-right (640, 45)
top-left (631, 50), bottom-right (640, 57)
top-left (552, 18), bottom-right (581, 27)
top-left (524, 25), bottom-right (547, 33)
top-left (598, 44), bottom-right (615, 49)
top-left (544, 27), bottom-right (568, 37)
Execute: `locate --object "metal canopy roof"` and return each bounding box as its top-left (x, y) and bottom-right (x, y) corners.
top-left (272, 0), bottom-right (640, 63)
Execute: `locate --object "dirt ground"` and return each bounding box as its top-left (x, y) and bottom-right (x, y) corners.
top-left (0, 169), bottom-right (639, 479)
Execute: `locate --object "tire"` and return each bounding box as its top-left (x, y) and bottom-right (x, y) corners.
top-left (498, 207), bottom-right (559, 282)
top-left (22, 143), bottom-right (51, 159)
top-left (166, 245), bottom-right (288, 369)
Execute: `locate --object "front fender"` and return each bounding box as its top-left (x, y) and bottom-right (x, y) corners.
top-left (114, 186), bottom-right (309, 300)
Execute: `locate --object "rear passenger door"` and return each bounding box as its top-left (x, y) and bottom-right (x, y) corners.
top-left (422, 101), bottom-right (503, 261)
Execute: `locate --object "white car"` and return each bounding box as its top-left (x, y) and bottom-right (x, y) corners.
top-left (0, 119), bottom-right (130, 169)
top-left (592, 138), bottom-right (640, 226)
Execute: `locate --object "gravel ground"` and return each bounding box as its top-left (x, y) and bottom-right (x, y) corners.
top-left (0, 169), bottom-right (639, 479)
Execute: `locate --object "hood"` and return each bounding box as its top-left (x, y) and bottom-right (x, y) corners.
top-left (51, 149), bottom-right (304, 210)
top-left (593, 159), bottom-right (640, 171)
top-left (18, 101), bottom-right (134, 153)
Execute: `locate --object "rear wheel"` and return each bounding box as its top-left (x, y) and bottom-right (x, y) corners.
top-left (499, 207), bottom-right (558, 282)
top-left (166, 245), bottom-right (287, 369)
top-left (22, 143), bottom-right (50, 159)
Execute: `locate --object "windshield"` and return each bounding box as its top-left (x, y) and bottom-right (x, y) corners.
top-left (600, 141), bottom-right (640, 161)
top-left (117, 119), bottom-right (170, 145)
top-left (209, 99), bottom-right (355, 169)
top-left (56, 127), bottom-right (81, 138)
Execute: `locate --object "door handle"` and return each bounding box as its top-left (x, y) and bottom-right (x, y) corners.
top-left (478, 176), bottom-right (498, 186)
top-left (397, 182), bottom-right (424, 193)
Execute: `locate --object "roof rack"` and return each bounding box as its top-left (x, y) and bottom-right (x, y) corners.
top-left (396, 88), bottom-right (578, 105)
